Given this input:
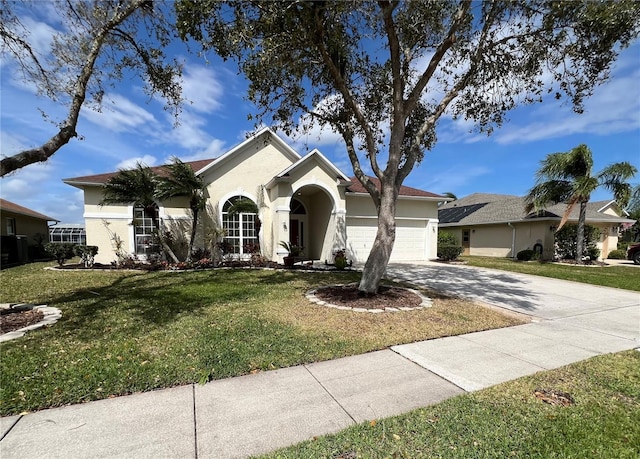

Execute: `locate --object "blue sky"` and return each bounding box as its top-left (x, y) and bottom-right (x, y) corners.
top-left (1, 9), bottom-right (639, 225)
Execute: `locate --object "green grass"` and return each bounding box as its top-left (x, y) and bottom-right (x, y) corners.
top-left (262, 350), bottom-right (640, 458)
top-left (462, 256), bottom-right (640, 291)
top-left (0, 262), bottom-right (522, 416)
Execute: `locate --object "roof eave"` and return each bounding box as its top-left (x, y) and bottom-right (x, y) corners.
top-left (346, 191), bottom-right (443, 201)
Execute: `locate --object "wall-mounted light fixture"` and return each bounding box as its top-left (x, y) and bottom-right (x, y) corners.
top-left (550, 225), bottom-right (557, 232)
top-left (283, 222), bottom-right (287, 230)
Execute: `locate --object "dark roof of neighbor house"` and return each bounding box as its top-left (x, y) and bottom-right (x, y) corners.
top-left (63, 158), bottom-right (216, 186)
top-left (0, 198), bottom-right (59, 222)
top-left (347, 176), bottom-right (445, 199)
top-left (438, 193), bottom-right (634, 226)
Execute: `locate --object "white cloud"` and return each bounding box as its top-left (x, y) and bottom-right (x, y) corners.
top-left (161, 110), bottom-right (211, 150)
top-left (0, 130), bottom-right (30, 155)
top-left (493, 70), bottom-right (640, 145)
top-left (181, 65), bottom-right (224, 113)
top-left (22, 16), bottom-right (58, 54)
top-left (116, 155), bottom-right (158, 170)
top-left (83, 93), bottom-right (157, 133)
top-left (0, 160), bottom-right (60, 212)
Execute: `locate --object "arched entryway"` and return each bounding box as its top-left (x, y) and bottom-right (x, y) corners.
top-left (289, 185), bottom-right (335, 260)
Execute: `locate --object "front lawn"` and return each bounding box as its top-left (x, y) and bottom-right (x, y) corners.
top-left (462, 256), bottom-right (640, 291)
top-left (263, 350), bottom-right (640, 458)
top-left (0, 263), bottom-right (523, 416)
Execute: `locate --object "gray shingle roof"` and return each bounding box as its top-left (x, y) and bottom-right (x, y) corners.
top-left (439, 193), bottom-right (634, 226)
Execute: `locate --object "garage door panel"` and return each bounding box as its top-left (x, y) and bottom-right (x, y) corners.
top-left (346, 218), bottom-right (426, 263)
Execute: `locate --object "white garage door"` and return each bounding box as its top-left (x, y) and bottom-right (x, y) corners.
top-left (346, 218), bottom-right (427, 263)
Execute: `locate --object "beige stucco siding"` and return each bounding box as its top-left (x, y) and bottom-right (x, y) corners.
top-left (202, 141), bottom-right (296, 259)
top-left (346, 194), bottom-right (437, 219)
top-left (442, 221), bottom-right (554, 259)
top-left (86, 218), bottom-right (129, 264)
top-left (267, 155), bottom-right (348, 261)
top-left (202, 142), bottom-right (294, 207)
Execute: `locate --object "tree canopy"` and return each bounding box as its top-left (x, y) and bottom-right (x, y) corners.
top-left (177, 0), bottom-right (640, 291)
top-left (0, 0), bottom-right (183, 176)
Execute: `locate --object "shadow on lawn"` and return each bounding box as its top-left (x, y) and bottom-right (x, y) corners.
top-left (41, 268), bottom-right (360, 341)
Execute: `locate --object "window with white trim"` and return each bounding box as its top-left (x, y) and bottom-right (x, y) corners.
top-left (222, 197), bottom-right (258, 254)
top-left (133, 207), bottom-right (159, 256)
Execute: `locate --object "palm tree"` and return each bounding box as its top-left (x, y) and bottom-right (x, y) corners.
top-left (100, 163), bottom-right (179, 263)
top-left (439, 191), bottom-right (457, 207)
top-left (525, 144), bottom-right (636, 263)
top-left (156, 158), bottom-right (207, 259)
top-left (100, 163), bottom-right (158, 210)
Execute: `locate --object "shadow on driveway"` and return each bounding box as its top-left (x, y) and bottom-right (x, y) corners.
top-left (385, 263), bottom-right (541, 314)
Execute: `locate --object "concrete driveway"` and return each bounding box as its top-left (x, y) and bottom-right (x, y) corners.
top-left (386, 261), bottom-right (639, 323)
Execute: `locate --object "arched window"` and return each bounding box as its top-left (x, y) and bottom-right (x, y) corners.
top-left (290, 198), bottom-right (306, 215)
top-left (222, 196), bottom-right (258, 254)
top-left (133, 206), bottom-right (159, 256)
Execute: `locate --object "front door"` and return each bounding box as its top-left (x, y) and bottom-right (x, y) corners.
top-left (289, 219), bottom-right (304, 248)
top-left (462, 229), bottom-right (470, 255)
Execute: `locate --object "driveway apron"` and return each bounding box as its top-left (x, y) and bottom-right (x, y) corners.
top-left (388, 262), bottom-right (640, 391)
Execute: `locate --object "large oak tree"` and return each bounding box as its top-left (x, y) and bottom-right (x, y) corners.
top-left (177, 0), bottom-right (639, 292)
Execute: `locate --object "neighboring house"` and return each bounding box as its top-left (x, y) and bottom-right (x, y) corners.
top-left (0, 198), bottom-right (59, 265)
top-left (49, 224), bottom-right (87, 244)
top-left (64, 128), bottom-right (445, 265)
top-left (438, 193), bottom-right (635, 260)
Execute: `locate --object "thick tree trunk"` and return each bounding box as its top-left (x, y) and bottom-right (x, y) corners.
top-left (358, 184), bottom-right (398, 293)
top-left (575, 200), bottom-right (587, 263)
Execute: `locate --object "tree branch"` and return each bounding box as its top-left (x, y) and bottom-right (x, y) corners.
top-left (306, 4), bottom-right (381, 176)
top-left (404, 0), bottom-right (472, 115)
top-left (1, 0), bottom-right (147, 176)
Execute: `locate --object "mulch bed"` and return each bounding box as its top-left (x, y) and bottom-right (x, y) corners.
top-left (314, 284), bottom-right (422, 310)
top-left (0, 308), bottom-right (44, 334)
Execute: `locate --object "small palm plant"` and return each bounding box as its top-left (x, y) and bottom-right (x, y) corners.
top-left (279, 241), bottom-right (303, 256)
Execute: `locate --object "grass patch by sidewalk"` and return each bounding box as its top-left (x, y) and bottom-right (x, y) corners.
top-left (462, 256), bottom-right (640, 291)
top-left (262, 350), bottom-right (640, 459)
top-left (0, 262), bottom-right (523, 416)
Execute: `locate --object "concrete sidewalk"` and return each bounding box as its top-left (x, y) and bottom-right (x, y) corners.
top-left (1, 264), bottom-right (638, 458)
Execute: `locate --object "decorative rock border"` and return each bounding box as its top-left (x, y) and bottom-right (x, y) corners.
top-left (306, 284), bottom-right (432, 313)
top-left (0, 303), bottom-right (62, 342)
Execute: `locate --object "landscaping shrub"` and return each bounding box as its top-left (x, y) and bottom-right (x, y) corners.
top-left (438, 245), bottom-right (463, 261)
top-left (517, 249), bottom-right (535, 261)
top-left (555, 224), bottom-right (601, 261)
top-left (617, 241), bottom-right (630, 252)
top-left (607, 249), bottom-right (627, 259)
top-left (191, 247), bottom-right (211, 261)
top-left (44, 242), bottom-right (76, 266)
top-left (333, 249), bottom-right (348, 270)
top-left (73, 245), bottom-right (99, 267)
top-left (437, 231), bottom-right (463, 261)
top-left (438, 231), bottom-right (459, 246)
